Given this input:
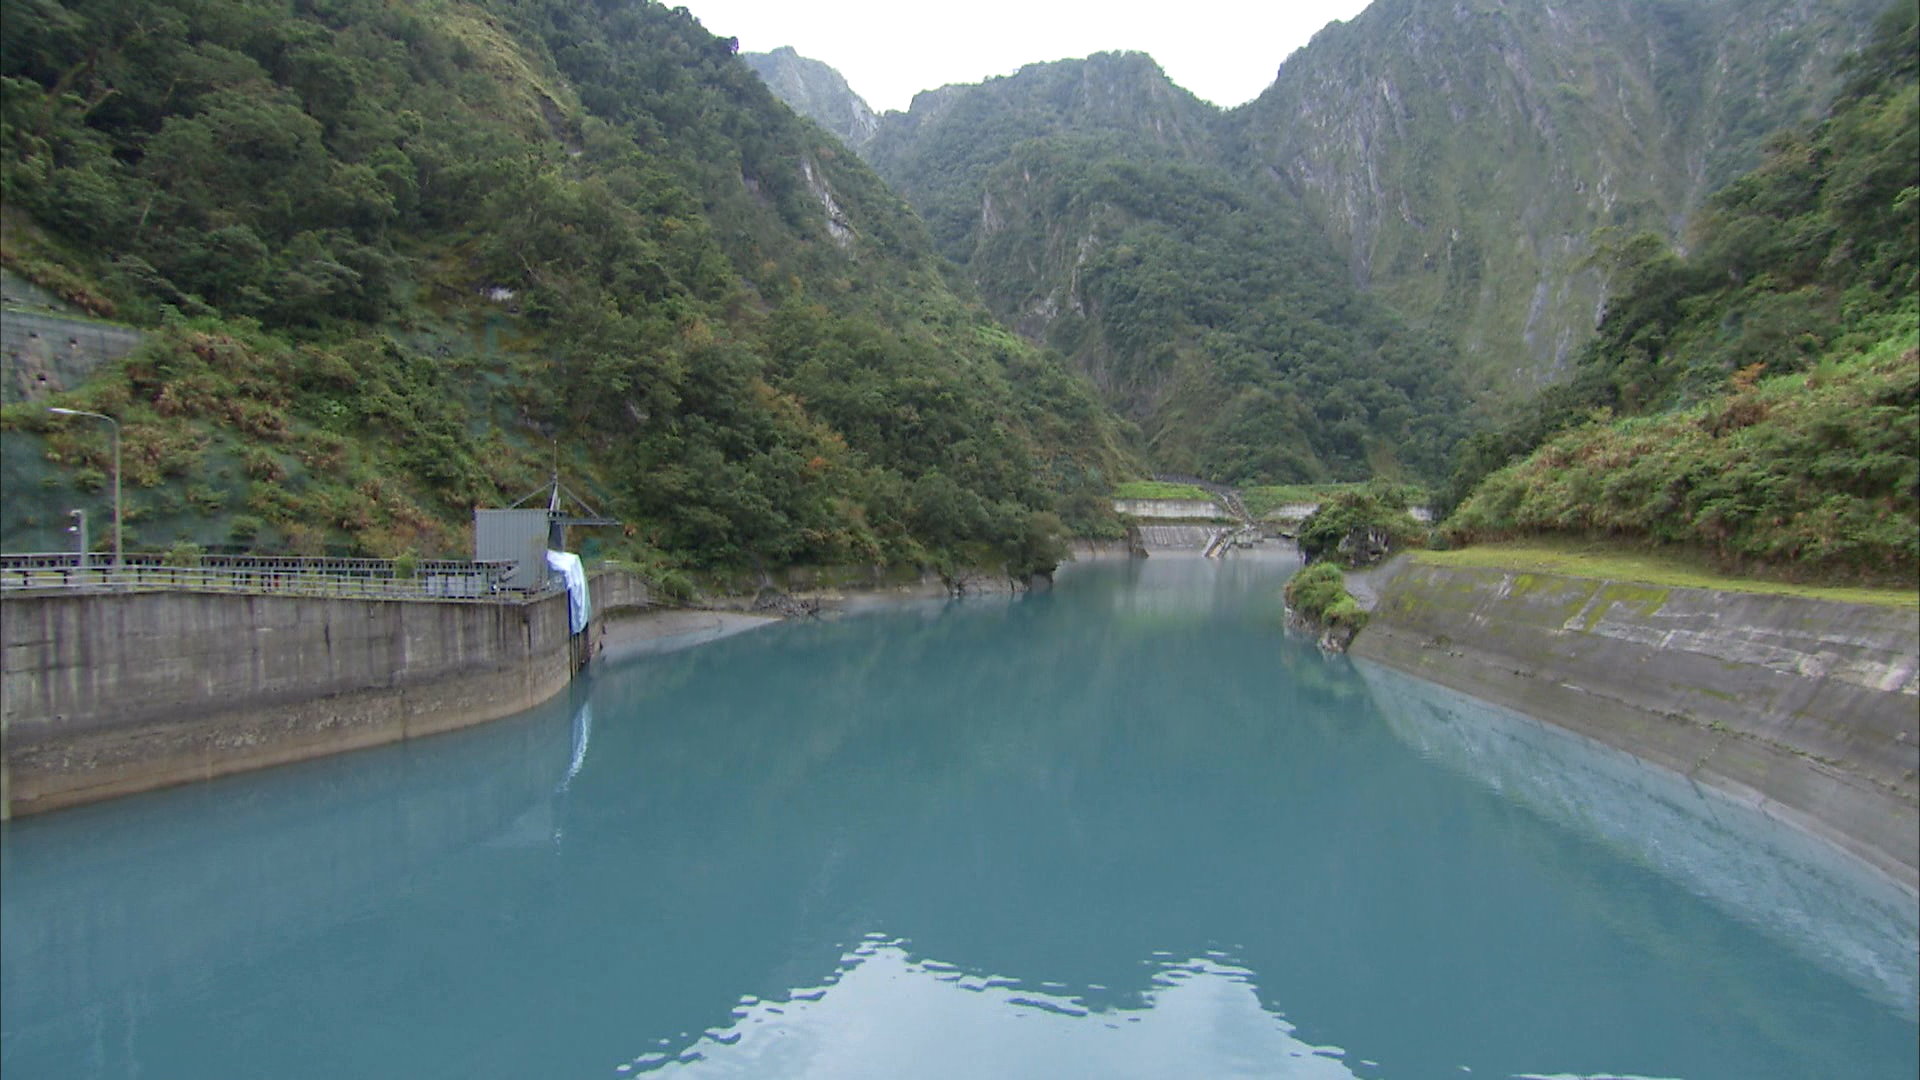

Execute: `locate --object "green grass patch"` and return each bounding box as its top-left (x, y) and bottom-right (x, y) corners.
top-left (1244, 481), bottom-right (1426, 518)
top-left (1285, 561), bottom-right (1370, 630)
top-left (1413, 539), bottom-right (1918, 609)
top-left (1444, 324), bottom-right (1919, 583)
top-left (1113, 480), bottom-right (1215, 502)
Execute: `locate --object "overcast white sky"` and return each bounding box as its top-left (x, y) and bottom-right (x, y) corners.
top-left (673, 0), bottom-right (1376, 113)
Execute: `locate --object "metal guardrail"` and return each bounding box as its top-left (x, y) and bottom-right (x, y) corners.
top-left (0, 553), bottom-right (536, 601)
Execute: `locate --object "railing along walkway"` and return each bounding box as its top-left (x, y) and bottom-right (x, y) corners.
top-left (0, 553), bottom-right (536, 602)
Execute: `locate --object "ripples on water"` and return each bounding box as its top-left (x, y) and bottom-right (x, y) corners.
top-left (2, 552), bottom-right (1914, 1079)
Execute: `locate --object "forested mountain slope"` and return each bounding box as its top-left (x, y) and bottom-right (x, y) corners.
top-left (0, 0), bottom-right (1130, 575)
top-left (1239, 0), bottom-right (1890, 392)
top-left (750, 0), bottom-right (1887, 486)
top-left (862, 53), bottom-right (1470, 485)
top-left (1442, 6), bottom-right (1918, 583)
top-left (863, 53), bottom-right (1228, 267)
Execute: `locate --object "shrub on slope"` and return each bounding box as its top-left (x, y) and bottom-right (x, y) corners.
top-left (1446, 326), bottom-right (1919, 582)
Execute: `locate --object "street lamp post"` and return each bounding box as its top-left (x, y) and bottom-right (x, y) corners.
top-left (67, 508), bottom-right (88, 569)
top-left (48, 407), bottom-right (121, 580)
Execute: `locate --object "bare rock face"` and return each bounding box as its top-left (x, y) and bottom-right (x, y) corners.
top-left (1234, 0), bottom-right (1887, 394)
top-left (800, 157), bottom-right (855, 247)
top-left (756, 1), bottom-right (1885, 404)
top-left (1284, 605), bottom-right (1360, 654)
top-left (742, 47), bottom-right (880, 151)
top-left (1335, 525), bottom-right (1392, 568)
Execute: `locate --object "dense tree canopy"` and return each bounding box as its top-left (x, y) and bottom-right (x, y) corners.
top-left (862, 57), bottom-right (1473, 487)
top-left (0, 0), bottom-right (1130, 574)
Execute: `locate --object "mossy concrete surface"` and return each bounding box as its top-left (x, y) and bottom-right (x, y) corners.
top-left (1353, 558), bottom-right (1920, 892)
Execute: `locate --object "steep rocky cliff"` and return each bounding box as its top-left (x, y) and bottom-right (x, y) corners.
top-left (750, 0), bottom-right (1889, 422)
top-left (863, 53), bottom-right (1228, 265)
top-left (1237, 0), bottom-right (1890, 391)
top-left (866, 54), bottom-right (1469, 483)
top-left (742, 46), bottom-right (880, 151)
top-left (757, 51), bottom-right (1469, 483)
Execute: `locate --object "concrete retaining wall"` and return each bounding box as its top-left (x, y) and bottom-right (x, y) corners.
top-left (1, 309), bottom-right (145, 404)
top-left (1113, 498), bottom-right (1225, 520)
top-left (1067, 539), bottom-right (1142, 560)
top-left (1133, 524), bottom-right (1218, 550)
top-left (0, 571), bottom-right (655, 817)
top-left (1356, 659), bottom-right (1918, 1006)
top-left (1352, 559), bottom-right (1920, 891)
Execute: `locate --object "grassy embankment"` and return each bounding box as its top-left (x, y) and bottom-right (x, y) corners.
top-left (1445, 330), bottom-right (1918, 585)
top-left (1284, 562), bottom-right (1369, 632)
top-left (1111, 480), bottom-right (1216, 502)
top-left (1412, 539), bottom-right (1918, 609)
top-left (1243, 482), bottom-right (1426, 517)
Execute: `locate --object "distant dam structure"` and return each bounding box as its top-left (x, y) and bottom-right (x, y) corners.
top-left (1132, 524), bottom-right (1220, 550)
top-left (1113, 485), bottom-right (1272, 554)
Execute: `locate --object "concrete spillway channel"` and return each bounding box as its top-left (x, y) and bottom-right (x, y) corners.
top-left (1116, 484), bottom-right (1267, 556)
top-left (1203, 526), bottom-right (1265, 558)
top-left (1203, 491), bottom-right (1261, 558)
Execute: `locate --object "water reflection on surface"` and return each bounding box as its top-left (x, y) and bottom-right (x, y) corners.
top-left (2, 552), bottom-right (1914, 1079)
top-left (0, 684), bottom-right (582, 1036)
top-left (631, 939), bottom-right (1358, 1079)
top-left (1357, 659), bottom-right (1920, 1016)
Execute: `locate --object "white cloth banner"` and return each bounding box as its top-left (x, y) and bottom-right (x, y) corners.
top-left (545, 550), bottom-right (591, 634)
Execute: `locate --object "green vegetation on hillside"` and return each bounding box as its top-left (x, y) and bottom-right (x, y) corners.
top-left (1296, 489), bottom-right (1429, 568)
top-left (1242, 482), bottom-right (1426, 519)
top-left (0, 0), bottom-right (1130, 576)
top-left (1440, 5), bottom-right (1919, 584)
top-left (1111, 480), bottom-right (1213, 502)
top-left (1284, 562), bottom-right (1368, 633)
top-left (860, 55), bottom-right (1472, 487)
top-left (1024, 141), bottom-right (1469, 485)
top-left (1447, 329), bottom-right (1918, 580)
top-left (1413, 540), bottom-right (1918, 609)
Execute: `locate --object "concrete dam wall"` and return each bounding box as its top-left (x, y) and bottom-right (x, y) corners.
top-left (1352, 560), bottom-right (1920, 892)
top-left (0, 572), bottom-right (654, 817)
top-left (1111, 498), bottom-right (1225, 520)
top-left (1133, 524), bottom-right (1219, 550)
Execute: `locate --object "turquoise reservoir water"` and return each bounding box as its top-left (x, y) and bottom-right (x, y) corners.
top-left (3, 553), bottom-right (1915, 1078)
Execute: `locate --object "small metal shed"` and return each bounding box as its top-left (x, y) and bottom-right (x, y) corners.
top-left (474, 509), bottom-right (552, 590)
top-left (474, 473), bottom-right (621, 590)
